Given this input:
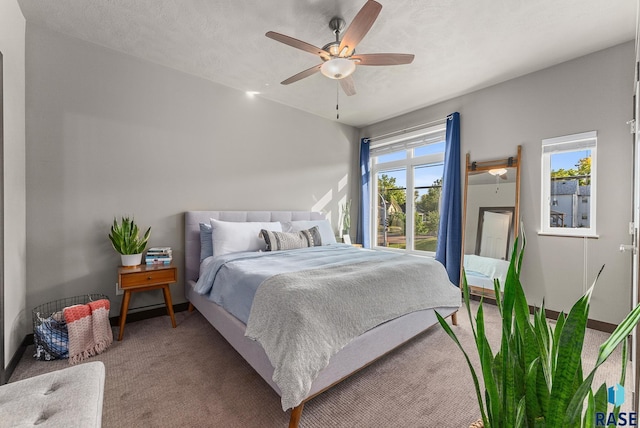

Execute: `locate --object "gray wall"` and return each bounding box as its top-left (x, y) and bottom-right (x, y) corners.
top-left (1, 0), bottom-right (27, 372)
top-left (361, 42), bottom-right (635, 325)
top-left (25, 25), bottom-right (359, 316)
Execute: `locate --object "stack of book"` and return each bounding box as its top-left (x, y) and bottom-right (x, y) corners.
top-left (145, 247), bottom-right (173, 265)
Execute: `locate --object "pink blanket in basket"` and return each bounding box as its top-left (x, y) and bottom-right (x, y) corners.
top-left (63, 299), bottom-right (113, 365)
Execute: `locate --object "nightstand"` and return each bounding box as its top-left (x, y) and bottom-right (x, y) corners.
top-left (117, 263), bottom-right (177, 341)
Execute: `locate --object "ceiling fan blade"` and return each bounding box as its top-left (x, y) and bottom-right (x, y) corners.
top-left (340, 76), bottom-right (356, 96)
top-left (352, 53), bottom-right (415, 66)
top-left (280, 64), bottom-right (322, 85)
top-left (338, 0), bottom-right (382, 58)
top-left (266, 31), bottom-right (330, 59)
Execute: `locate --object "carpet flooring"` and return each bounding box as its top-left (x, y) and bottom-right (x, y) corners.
top-left (9, 302), bottom-right (630, 427)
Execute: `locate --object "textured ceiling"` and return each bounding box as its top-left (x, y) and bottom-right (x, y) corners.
top-left (17, 0), bottom-right (636, 128)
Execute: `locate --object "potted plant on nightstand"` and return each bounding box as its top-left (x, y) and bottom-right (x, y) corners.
top-left (108, 216), bottom-right (151, 267)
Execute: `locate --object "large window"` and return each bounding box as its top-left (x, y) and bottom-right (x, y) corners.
top-left (371, 126), bottom-right (446, 254)
top-left (540, 131), bottom-right (597, 237)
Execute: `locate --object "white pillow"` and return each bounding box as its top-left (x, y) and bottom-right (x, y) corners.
top-left (210, 219), bottom-right (282, 256)
top-left (282, 220), bottom-right (337, 245)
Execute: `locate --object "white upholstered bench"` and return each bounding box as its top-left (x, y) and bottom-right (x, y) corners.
top-left (0, 361), bottom-right (105, 427)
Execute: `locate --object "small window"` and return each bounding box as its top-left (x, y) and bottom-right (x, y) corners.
top-left (540, 131), bottom-right (597, 237)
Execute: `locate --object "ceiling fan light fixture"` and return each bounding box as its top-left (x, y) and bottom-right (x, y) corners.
top-left (320, 58), bottom-right (356, 80)
top-left (488, 168), bottom-right (508, 176)
top-left (328, 44), bottom-right (340, 56)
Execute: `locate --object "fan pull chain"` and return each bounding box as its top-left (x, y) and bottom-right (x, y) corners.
top-left (336, 82), bottom-right (340, 120)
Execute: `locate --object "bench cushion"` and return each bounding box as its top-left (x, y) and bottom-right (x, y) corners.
top-left (0, 361), bottom-right (105, 427)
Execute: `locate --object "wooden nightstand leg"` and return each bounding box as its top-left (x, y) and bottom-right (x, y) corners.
top-left (188, 302), bottom-right (195, 312)
top-left (118, 290), bottom-right (132, 341)
top-left (162, 284), bottom-right (177, 328)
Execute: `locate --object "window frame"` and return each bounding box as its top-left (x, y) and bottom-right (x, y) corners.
top-left (369, 125), bottom-right (446, 255)
top-left (539, 131), bottom-right (598, 238)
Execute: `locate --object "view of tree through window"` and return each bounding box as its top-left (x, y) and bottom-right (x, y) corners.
top-left (414, 163), bottom-right (443, 251)
top-left (377, 170), bottom-right (407, 248)
top-left (375, 164), bottom-right (443, 252)
top-left (370, 126), bottom-right (446, 252)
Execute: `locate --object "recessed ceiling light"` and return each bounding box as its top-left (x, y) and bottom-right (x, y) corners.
top-left (246, 91), bottom-right (261, 97)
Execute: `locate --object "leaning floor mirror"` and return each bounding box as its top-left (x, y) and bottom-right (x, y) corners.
top-left (461, 145), bottom-right (521, 298)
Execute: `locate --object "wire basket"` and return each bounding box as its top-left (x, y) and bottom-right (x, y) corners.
top-left (32, 294), bottom-right (109, 361)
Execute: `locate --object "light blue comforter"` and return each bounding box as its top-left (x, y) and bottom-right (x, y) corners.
top-left (195, 244), bottom-right (461, 410)
top-left (193, 244), bottom-right (403, 324)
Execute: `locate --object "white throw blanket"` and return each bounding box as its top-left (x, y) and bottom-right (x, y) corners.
top-left (244, 255), bottom-right (461, 410)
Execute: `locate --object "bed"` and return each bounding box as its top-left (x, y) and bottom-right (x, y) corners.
top-left (184, 211), bottom-right (460, 427)
top-left (463, 254), bottom-right (510, 295)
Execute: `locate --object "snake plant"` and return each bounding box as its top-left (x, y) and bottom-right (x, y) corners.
top-left (437, 235), bottom-right (640, 428)
top-left (108, 216), bottom-right (151, 255)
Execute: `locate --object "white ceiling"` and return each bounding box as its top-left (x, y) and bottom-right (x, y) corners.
top-left (17, 0), bottom-right (637, 128)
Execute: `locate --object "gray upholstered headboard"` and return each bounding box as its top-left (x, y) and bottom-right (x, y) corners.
top-left (184, 211), bottom-right (326, 283)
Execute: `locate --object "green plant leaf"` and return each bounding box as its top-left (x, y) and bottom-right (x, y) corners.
top-left (515, 396), bottom-right (526, 428)
top-left (461, 270), bottom-right (478, 341)
top-left (492, 350), bottom-right (503, 418)
top-left (477, 303), bottom-right (501, 424)
top-left (536, 361), bottom-right (550, 419)
top-left (593, 383), bottom-right (607, 422)
top-left (437, 311), bottom-right (489, 426)
top-left (596, 302), bottom-right (640, 367)
top-left (583, 390), bottom-right (595, 428)
top-left (525, 358), bottom-right (542, 427)
top-left (494, 277), bottom-right (503, 316)
top-left (551, 310), bottom-right (566, 379)
top-left (548, 286), bottom-right (591, 427)
top-left (512, 265), bottom-right (530, 341)
top-left (501, 241), bottom-right (518, 336)
top-left (619, 336), bottom-right (628, 387)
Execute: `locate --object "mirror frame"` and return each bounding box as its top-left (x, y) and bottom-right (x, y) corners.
top-left (461, 145), bottom-right (521, 295)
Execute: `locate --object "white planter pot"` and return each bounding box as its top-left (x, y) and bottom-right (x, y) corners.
top-left (120, 253), bottom-right (142, 267)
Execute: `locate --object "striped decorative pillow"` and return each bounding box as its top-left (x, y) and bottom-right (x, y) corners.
top-left (260, 226), bottom-right (321, 251)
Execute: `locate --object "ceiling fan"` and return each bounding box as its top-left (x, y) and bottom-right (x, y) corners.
top-left (265, 0), bottom-right (414, 97)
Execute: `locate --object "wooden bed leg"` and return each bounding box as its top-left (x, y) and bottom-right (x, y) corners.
top-left (188, 302), bottom-right (195, 312)
top-left (451, 311), bottom-right (458, 326)
top-left (289, 403), bottom-right (304, 428)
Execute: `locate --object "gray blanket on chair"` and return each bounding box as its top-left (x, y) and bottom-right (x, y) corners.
top-left (244, 254), bottom-right (461, 410)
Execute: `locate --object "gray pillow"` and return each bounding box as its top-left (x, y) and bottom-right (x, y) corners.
top-left (260, 226), bottom-right (322, 251)
top-left (199, 222), bottom-right (213, 262)
top-left (282, 220), bottom-right (336, 245)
